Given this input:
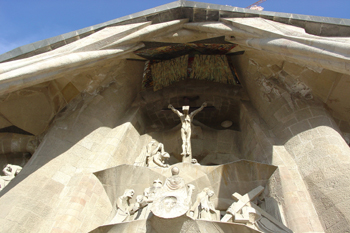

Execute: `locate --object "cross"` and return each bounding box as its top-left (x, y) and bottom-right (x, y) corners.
top-left (221, 186), bottom-right (292, 233)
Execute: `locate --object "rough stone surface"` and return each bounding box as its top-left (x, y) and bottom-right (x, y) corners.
top-left (1, 2), bottom-right (350, 233)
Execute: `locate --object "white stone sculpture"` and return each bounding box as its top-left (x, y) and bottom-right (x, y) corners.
top-left (133, 179), bottom-right (163, 220)
top-left (151, 167), bottom-right (195, 218)
top-left (149, 179), bottom-right (163, 200)
top-left (189, 187), bottom-right (218, 221)
top-left (110, 189), bottom-right (135, 224)
top-left (129, 194), bottom-right (148, 220)
top-left (0, 164), bottom-right (22, 192)
top-left (147, 141), bottom-right (170, 168)
top-left (191, 158), bottom-right (200, 165)
top-left (132, 188), bottom-right (152, 220)
top-left (168, 102), bottom-right (207, 162)
top-left (134, 140), bottom-right (170, 168)
top-left (222, 186), bottom-right (292, 233)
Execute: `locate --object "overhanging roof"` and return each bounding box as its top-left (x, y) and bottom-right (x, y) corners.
top-left (1, 0), bottom-right (350, 63)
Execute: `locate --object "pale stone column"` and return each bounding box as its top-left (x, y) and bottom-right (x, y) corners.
top-left (282, 105), bottom-right (350, 233)
top-left (240, 102), bottom-right (324, 232)
top-left (272, 146), bottom-right (324, 232)
top-left (242, 71), bottom-right (350, 232)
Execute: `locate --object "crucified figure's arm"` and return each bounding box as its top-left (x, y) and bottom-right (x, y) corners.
top-left (190, 102), bottom-right (207, 118)
top-left (168, 104), bottom-right (183, 117)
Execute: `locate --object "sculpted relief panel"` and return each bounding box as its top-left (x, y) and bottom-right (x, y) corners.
top-left (93, 162), bottom-right (291, 233)
top-left (90, 104), bottom-right (292, 232)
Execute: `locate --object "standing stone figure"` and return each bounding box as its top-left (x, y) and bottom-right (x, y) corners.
top-left (133, 187), bottom-right (152, 220)
top-left (168, 102), bottom-right (207, 162)
top-left (130, 194), bottom-right (148, 220)
top-left (0, 164), bottom-right (22, 192)
top-left (110, 189), bottom-right (135, 224)
top-left (189, 187), bottom-right (217, 220)
top-left (135, 179), bottom-right (163, 220)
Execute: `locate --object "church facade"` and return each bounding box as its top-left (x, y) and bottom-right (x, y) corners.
top-left (0, 1), bottom-right (350, 232)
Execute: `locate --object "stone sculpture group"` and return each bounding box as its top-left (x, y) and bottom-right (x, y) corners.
top-left (113, 104), bottom-right (292, 232)
top-left (111, 165), bottom-right (291, 232)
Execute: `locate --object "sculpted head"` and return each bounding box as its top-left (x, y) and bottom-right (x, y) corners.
top-left (163, 196), bottom-right (177, 212)
top-left (182, 106), bottom-right (190, 114)
top-left (3, 164), bottom-right (15, 176)
top-left (3, 164), bottom-right (22, 176)
top-left (187, 184), bottom-right (195, 191)
top-left (149, 140), bottom-right (156, 145)
top-left (136, 195), bottom-right (143, 203)
top-left (171, 167), bottom-right (179, 176)
top-left (191, 159), bottom-right (199, 164)
top-left (124, 189), bottom-right (135, 198)
top-left (162, 152), bottom-right (170, 159)
top-left (203, 188), bottom-right (214, 197)
top-left (143, 187), bottom-right (150, 197)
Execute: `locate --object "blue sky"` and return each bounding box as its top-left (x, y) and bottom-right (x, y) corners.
top-left (0, 0), bottom-right (349, 55)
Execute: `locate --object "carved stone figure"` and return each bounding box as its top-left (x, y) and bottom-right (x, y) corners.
top-left (147, 142), bottom-right (170, 168)
top-left (189, 187), bottom-right (217, 221)
top-left (133, 179), bottom-right (164, 220)
top-left (186, 184), bottom-right (195, 207)
top-left (168, 102), bottom-right (207, 162)
top-left (130, 195), bottom-right (147, 220)
top-left (0, 164), bottom-right (22, 192)
top-left (151, 167), bottom-right (195, 218)
top-left (149, 179), bottom-right (163, 200)
top-left (191, 158), bottom-right (200, 165)
top-left (162, 167), bottom-right (186, 193)
top-left (133, 188), bottom-right (152, 220)
top-left (134, 140), bottom-right (170, 168)
top-left (110, 189), bottom-right (135, 224)
top-left (222, 186), bottom-right (292, 233)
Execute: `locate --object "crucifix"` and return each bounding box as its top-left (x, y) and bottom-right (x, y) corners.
top-left (168, 102), bottom-right (207, 163)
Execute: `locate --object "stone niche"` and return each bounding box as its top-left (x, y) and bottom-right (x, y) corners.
top-left (137, 80), bottom-right (244, 165)
top-left (87, 75), bottom-right (292, 232)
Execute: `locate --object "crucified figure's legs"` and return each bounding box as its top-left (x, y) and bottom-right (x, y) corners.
top-left (181, 128), bottom-right (187, 156)
top-left (186, 129), bottom-right (191, 156)
top-left (181, 128), bottom-right (192, 162)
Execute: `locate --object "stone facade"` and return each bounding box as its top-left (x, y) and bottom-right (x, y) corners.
top-left (0, 1), bottom-right (350, 232)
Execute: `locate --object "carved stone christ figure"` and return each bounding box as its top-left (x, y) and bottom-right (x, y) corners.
top-left (168, 102), bottom-right (207, 162)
